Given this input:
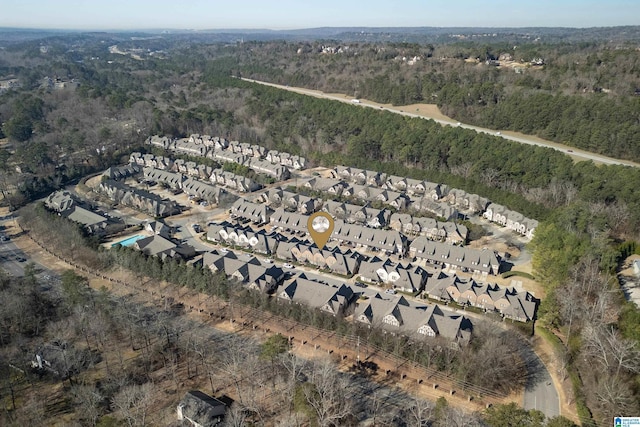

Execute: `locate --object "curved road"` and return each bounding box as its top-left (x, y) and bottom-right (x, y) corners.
top-left (242, 78), bottom-right (640, 168)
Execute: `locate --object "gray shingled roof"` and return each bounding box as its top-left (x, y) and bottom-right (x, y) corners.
top-left (354, 294), bottom-right (471, 342)
top-left (178, 390), bottom-right (226, 426)
top-left (410, 237), bottom-right (501, 275)
top-left (279, 279), bottom-right (355, 315)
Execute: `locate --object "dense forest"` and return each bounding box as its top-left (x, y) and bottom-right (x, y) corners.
top-left (0, 28), bottom-right (639, 426)
top-left (228, 39), bottom-right (640, 162)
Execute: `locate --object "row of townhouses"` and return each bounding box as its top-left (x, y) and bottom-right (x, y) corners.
top-left (277, 277), bottom-right (472, 343)
top-left (201, 250), bottom-right (285, 294)
top-left (269, 207), bottom-right (408, 255)
top-left (117, 216), bottom-right (530, 325)
top-left (279, 278), bottom-right (356, 317)
top-left (97, 179), bottom-right (179, 217)
top-left (230, 199), bottom-right (273, 224)
top-left (260, 186), bottom-right (392, 228)
top-left (322, 200), bottom-right (389, 228)
top-left (259, 189), bottom-right (448, 235)
top-left (300, 177), bottom-right (460, 220)
top-left (131, 234), bottom-right (196, 260)
top-left (354, 294), bottom-right (472, 342)
top-left (210, 169), bottom-right (262, 193)
top-left (411, 197), bottom-right (460, 221)
top-left (483, 203), bottom-right (539, 239)
top-left (131, 153), bottom-right (262, 193)
top-left (409, 237), bottom-right (502, 275)
top-left (103, 164), bottom-right (142, 181)
top-left (333, 166), bottom-right (444, 199)
top-left (357, 254), bottom-right (536, 321)
top-left (127, 230), bottom-right (470, 343)
top-left (206, 222), bottom-right (280, 255)
top-left (423, 273), bottom-right (538, 322)
top-left (44, 191), bottom-right (109, 234)
top-left (130, 152), bottom-right (174, 170)
top-left (208, 151), bottom-right (291, 181)
top-left (182, 178), bottom-right (227, 204)
top-left (230, 200), bottom-right (504, 275)
top-left (332, 166), bottom-right (538, 238)
top-left (173, 159), bottom-right (213, 180)
top-left (141, 168), bottom-right (228, 204)
top-left (132, 149), bottom-right (289, 182)
top-left (276, 241), bottom-right (362, 276)
top-left (207, 221), bottom-right (362, 276)
top-left (341, 183), bottom-right (409, 209)
top-left (204, 218), bottom-right (529, 323)
top-left (203, 217), bottom-right (526, 322)
top-left (258, 188), bottom-right (321, 214)
top-left (388, 213), bottom-right (467, 244)
top-left (142, 168), bottom-right (184, 189)
top-left (146, 133), bottom-right (306, 173)
top-left (358, 257), bottom-right (428, 293)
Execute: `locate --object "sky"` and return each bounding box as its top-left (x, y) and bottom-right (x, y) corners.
top-left (1, 0), bottom-right (638, 30)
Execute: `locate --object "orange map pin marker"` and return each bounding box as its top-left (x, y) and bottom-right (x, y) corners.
top-left (307, 212), bottom-right (335, 250)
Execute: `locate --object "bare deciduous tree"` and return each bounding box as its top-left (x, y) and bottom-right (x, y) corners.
top-left (407, 396), bottom-right (433, 427)
top-left (594, 375), bottom-right (639, 422)
top-left (222, 403), bottom-right (248, 427)
top-left (71, 384), bottom-right (103, 427)
top-left (111, 382), bottom-right (155, 427)
top-left (583, 325), bottom-right (640, 376)
top-left (303, 358), bottom-right (354, 427)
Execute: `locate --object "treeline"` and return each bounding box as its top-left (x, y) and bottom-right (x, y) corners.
top-left (225, 39), bottom-right (640, 162)
top-left (231, 79), bottom-right (640, 235)
top-left (440, 89), bottom-right (640, 162)
top-left (529, 203), bottom-right (640, 425)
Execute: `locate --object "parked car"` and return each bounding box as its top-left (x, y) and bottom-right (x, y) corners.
top-left (355, 282), bottom-right (368, 288)
top-left (385, 288), bottom-right (397, 295)
top-left (283, 263), bottom-right (294, 269)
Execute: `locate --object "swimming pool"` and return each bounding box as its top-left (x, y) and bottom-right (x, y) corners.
top-left (111, 234), bottom-right (146, 247)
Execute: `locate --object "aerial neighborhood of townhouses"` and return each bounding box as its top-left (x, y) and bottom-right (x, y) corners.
top-left (44, 132), bottom-right (539, 351)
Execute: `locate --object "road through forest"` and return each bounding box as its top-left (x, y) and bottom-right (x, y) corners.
top-left (242, 77), bottom-right (640, 168)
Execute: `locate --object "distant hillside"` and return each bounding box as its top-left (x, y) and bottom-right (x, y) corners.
top-left (2, 25), bottom-right (640, 45)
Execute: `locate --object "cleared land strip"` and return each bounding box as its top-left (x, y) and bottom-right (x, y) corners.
top-left (19, 225), bottom-right (517, 412)
top-left (241, 77), bottom-right (640, 168)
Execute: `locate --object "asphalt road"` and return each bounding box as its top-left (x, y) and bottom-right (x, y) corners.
top-left (0, 237), bottom-right (29, 276)
top-left (241, 78), bottom-right (640, 168)
top-left (0, 216), bottom-right (60, 294)
top-left (521, 342), bottom-right (560, 418)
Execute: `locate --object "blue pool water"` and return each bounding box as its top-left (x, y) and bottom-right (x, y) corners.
top-left (111, 234), bottom-right (145, 247)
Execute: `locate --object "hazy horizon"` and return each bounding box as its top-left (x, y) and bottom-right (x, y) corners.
top-left (1, 0), bottom-right (638, 31)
